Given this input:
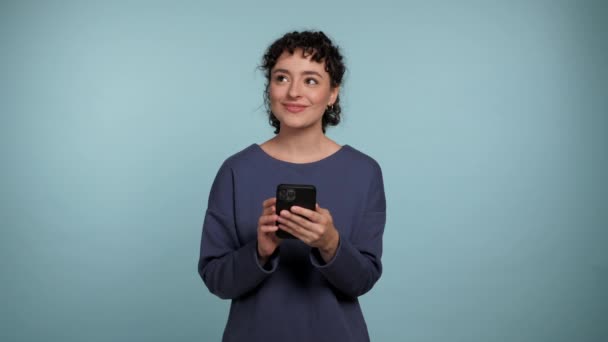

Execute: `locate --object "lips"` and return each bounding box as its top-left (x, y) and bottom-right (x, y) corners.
top-left (283, 103), bottom-right (308, 113)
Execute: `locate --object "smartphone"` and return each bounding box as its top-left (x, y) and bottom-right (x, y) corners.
top-left (275, 184), bottom-right (317, 239)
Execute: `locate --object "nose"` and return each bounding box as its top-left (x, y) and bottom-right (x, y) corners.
top-left (287, 80), bottom-right (301, 98)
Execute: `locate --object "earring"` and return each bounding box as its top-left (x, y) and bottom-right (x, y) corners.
top-left (327, 103), bottom-right (334, 112)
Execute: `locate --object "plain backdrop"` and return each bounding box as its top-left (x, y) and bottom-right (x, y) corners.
top-left (1, 1), bottom-right (607, 341)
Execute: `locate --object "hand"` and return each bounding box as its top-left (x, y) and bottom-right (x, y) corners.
top-left (277, 203), bottom-right (340, 262)
top-left (257, 197), bottom-right (281, 265)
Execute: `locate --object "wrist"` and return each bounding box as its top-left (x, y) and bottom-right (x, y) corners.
top-left (257, 249), bottom-right (269, 267)
top-left (257, 247), bottom-right (270, 259)
top-left (320, 230), bottom-right (339, 255)
top-left (257, 241), bottom-right (270, 257)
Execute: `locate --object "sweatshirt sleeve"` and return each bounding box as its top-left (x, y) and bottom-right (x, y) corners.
top-left (197, 160), bottom-right (279, 300)
top-left (310, 161), bottom-right (386, 298)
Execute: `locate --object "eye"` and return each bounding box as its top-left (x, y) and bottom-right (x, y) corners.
top-left (305, 78), bottom-right (318, 85)
top-left (274, 75), bottom-right (289, 83)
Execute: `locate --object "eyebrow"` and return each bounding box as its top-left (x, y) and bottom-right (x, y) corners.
top-left (272, 69), bottom-right (324, 78)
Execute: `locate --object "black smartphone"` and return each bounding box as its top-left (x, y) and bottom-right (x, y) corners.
top-left (275, 184), bottom-right (317, 239)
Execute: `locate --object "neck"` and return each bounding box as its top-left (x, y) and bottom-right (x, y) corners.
top-left (271, 121), bottom-right (336, 158)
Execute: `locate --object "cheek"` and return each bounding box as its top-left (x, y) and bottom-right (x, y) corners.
top-left (268, 84), bottom-right (283, 102)
top-left (311, 88), bottom-right (332, 105)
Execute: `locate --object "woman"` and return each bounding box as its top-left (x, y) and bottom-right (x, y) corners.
top-left (198, 31), bottom-right (386, 342)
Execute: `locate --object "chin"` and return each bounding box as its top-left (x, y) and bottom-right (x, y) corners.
top-left (279, 120), bottom-right (320, 132)
top-left (274, 111), bottom-right (323, 131)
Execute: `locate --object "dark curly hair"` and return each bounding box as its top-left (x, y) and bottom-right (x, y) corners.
top-left (260, 31), bottom-right (346, 134)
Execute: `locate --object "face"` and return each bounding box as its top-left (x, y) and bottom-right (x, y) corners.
top-left (269, 48), bottom-right (339, 133)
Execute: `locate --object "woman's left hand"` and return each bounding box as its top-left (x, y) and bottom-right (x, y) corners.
top-left (277, 203), bottom-right (340, 262)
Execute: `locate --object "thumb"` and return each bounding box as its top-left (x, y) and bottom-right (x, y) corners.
top-left (316, 203), bottom-right (326, 213)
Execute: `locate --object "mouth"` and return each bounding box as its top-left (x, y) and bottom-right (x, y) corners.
top-left (283, 103), bottom-right (308, 113)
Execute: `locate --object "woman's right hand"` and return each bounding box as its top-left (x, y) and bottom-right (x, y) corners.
top-left (257, 197), bottom-right (281, 266)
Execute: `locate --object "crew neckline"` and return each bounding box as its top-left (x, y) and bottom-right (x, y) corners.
top-left (252, 143), bottom-right (350, 166)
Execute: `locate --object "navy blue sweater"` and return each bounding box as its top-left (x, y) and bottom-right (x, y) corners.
top-left (198, 144), bottom-right (386, 341)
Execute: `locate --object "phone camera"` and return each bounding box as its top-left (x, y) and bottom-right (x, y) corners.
top-left (278, 188), bottom-right (296, 202)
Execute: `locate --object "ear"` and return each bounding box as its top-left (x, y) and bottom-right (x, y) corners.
top-left (329, 86), bottom-right (340, 105)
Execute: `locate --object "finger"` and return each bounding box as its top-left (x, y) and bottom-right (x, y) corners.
top-left (315, 203), bottom-right (330, 214)
top-left (259, 214), bottom-right (278, 226)
top-left (279, 211), bottom-right (314, 231)
top-left (277, 223), bottom-right (308, 241)
top-left (262, 197), bottom-right (277, 209)
top-left (263, 205), bottom-right (275, 216)
top-left (260, 224), bottom-right (278, 233)
top-left (277, 216), bottom-right (315, 240)
top-left (289, 206), bottom-right (322, 222)
top-left (279, 210), bottom-right (311, 228)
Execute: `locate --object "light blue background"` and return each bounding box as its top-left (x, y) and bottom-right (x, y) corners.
top-left (1, 1), bottom-right (607, 341)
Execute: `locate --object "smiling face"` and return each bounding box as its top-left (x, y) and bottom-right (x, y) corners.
top-left (268, 49), bottom-right (340, 133)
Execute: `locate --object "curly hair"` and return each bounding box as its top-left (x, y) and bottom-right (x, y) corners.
top-left (260, 31), bottom-right (346, 134)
